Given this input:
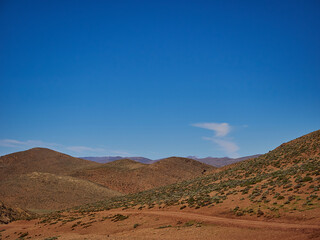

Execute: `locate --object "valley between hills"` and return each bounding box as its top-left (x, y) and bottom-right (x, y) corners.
top-left (0, 130), bottom-right (320, 239)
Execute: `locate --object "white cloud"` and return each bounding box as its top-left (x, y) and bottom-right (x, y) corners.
top-left (193, 122), bottom-right (240, 158)
top-left (66, 146), bottom-right (106, 153)
top-left (0, 139), bottom-right (130, 157)
top-left (0, 139), bottom-right (59, 148)
top-left (212, 138), bottom-right (239, 158)
top-left (108, 150), bottom-right (131, 156)
top-left (192, 122), bottom-right (231, 137)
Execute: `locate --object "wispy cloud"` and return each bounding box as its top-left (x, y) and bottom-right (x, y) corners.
top-left (192, 122), bottom-right (231, 137)
top-left (66, 146), bottom-right (106, 153)
top-left (193, 122), bottom-right (240, 158)
top-left (108, 150), bottom-right (131, 156)
top-left (0, 139), bottom-right (130, 157)
top-left (203, 137), bottom-right (240, 158)
top-left (0, 139), bottom-right (59, 148)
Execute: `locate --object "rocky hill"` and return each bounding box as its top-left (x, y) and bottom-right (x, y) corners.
top-left (0, 201), bottom-right (34, 224)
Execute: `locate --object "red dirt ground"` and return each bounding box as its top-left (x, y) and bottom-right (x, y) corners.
top-left (1, 207), bottom-right (319, 240)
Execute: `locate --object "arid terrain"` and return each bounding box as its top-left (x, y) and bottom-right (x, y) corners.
top-left (72, 157), bottom-right (215, 193)
top-left (1, 207), bottom-right (320, 240)
top-left (0, 130), bottom-right (320, 239)
top-left (2, 0), bottom-right (318, 238)
top-left (0, 150), bottom-right (214, 211)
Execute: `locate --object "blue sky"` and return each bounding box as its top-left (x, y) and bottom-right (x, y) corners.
top-left (0, 0), bottom-right (319, 159)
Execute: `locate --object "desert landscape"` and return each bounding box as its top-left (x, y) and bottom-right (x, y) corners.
top-left (1, 1), bottom-right (319, 239)
top-left (1, 130), bottom-right (320, 239)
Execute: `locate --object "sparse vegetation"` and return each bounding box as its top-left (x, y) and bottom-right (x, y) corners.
top-left (62, 130), bottom-right (320, 219)
top-left (1, 130), bottom-right (319, 240)
top-left (18, 232), bottom-right (28, 238)
top-left (110, 214), bottom-right (129, 222)
top-left (71, 157), bottom-right (215, 194)
top-left (157, 225), bottom-right (172, 229)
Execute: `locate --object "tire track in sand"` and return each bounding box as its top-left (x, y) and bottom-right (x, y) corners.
top-left (110, 210), bottom-right (320, 231)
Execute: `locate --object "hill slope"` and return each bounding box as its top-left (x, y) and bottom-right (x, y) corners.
top-left (189, 154), bottom-right (261, 167)
top-left (72, 157), bottom-right (215, 194)
top-left (74, 130), bottom-right (320, 219)
top-left (0, 148), bottom-right (100, 180)
top-left (2, 131), bottom-right (319, 240)
top-left (0, 172), bottom-right (123, 212)
top-left (0, 201), bottom-right (34, 224)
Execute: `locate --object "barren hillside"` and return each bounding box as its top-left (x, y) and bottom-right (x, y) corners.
top-left (0, 148), bottom-right (100, 180)
top-left (72, 157), bottom-right (215, 194)
top-left (0, 172), bottom-right (123, 212)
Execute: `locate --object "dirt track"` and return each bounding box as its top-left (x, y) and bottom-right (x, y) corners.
top-left (114, 210), bottom-right (320, 231)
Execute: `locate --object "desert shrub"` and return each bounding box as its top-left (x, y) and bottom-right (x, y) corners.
top-left (19, 232), bottom-right (29, 238)
top-left (184, 221), bottom-right (194, 227)
top-left (257, 209), bottom-right (264, 217)
top-left (288, 195), bottom-right (295, 201)
top-left (302, 176), bottom-right (313, 182)
top-left (236, 211), bottom-right (244, 216)
top-left (111, 214), bottom-right (128, 222)
top-left (157, 225), bottom-right (172, 229)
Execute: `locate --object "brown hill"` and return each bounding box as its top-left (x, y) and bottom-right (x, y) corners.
top-left (70, 130), bottom-right (320, 222)
top-left (0, 201), bottom-right (34, 224)
top-left (0, 172), bottom-right (123, 212)
top-left (1, 131), bottom-right (319, 240)
top-left (72, 157), bottom-right (215, 194)
top-left (0, 147), bottom-right (100, 180)
top-left (0, 131), bottom-right (320, 240)
top-left (104, 158), bottom-right (147, 170)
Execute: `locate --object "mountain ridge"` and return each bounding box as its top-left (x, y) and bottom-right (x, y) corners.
top-left (81, 156), bottom-right (153, 164)
top-left (80, 154), bottom-right (261, 167)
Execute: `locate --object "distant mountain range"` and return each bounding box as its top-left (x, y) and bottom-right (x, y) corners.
top-left (81, 154), bottom-right (261, 167)
top-left (186, 155), bottom-right (262, 167)
top-left (81, 156), bottom-right (153, 164)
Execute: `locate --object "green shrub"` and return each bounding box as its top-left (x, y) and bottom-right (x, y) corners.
top-left (302, 176), bottom-right (313, 182)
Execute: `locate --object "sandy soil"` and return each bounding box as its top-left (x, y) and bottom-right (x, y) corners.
top-left (1, 208), bottom-right (320, 240)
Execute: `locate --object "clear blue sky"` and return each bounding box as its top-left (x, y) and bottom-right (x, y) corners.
top-left (0, 0), bottom-right (319, 159)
